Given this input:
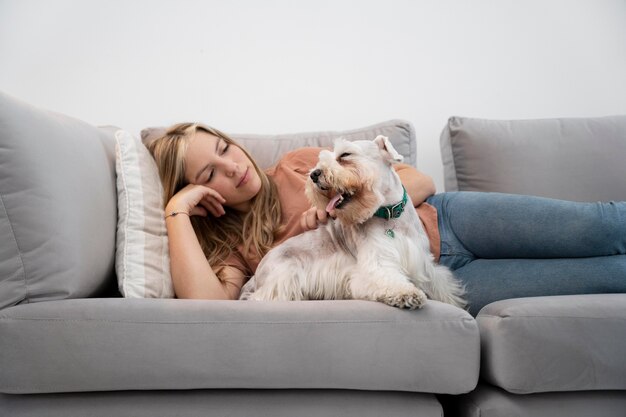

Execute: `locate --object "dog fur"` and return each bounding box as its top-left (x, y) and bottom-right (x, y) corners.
top-left (239, 136), bottom-right (466, 309)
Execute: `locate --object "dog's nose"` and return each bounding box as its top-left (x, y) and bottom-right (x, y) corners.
top-left (310, 169), bottom-right (322, 183)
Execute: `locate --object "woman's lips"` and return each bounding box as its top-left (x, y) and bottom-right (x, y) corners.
top-left (237, 168), bottom-right (249, 188)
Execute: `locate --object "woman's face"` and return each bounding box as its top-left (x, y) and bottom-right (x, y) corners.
top-left (184, 130), bottom-right (262, 212)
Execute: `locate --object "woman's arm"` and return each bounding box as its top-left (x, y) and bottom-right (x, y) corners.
top-left (165, 214), bottom-right (245, 300)
top-left (165, 184), bottom-right (245, 300)
top-left (394, 163), bottom-right (436, 206)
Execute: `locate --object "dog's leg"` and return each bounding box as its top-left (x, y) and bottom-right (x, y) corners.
top-left (349, 266), bottom-right (427, 309)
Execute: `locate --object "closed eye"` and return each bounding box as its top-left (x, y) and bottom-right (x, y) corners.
top-left (339, 152), bottom-right (351, 159)
top-left (206, 142), bottom-right (230, 182)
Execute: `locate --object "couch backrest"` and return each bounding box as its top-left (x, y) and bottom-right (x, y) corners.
top-left (440, 115), bottom-right (626, 202)
top-left (0, 91), bottom-right (118, 310)
top-left (142, 119), bottom-right (417, 169)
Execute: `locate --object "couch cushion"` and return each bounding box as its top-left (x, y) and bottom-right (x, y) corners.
top-left (0, 390), bottom-right (442, 417)
top-left (440, 115), bottom-right (626, 201)
top-left (445, 382), bottom-right (626, 417)
top-left (477, 294), bottom-right (626, 394)
top-left (0, 91), bottom-right (117, 310)
top-left (141, 119), bottom-right (417, 169)
top-left (0, 298), bottom-right (479, 395)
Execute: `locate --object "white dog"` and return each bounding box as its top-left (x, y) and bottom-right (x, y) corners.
top-left (240, 136), bottom-right (466, 309)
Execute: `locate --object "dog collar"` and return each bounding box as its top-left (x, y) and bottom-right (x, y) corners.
top-left (373, 186), bottom-right (408, 220)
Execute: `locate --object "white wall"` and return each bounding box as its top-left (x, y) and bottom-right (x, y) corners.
top-left (2, 0), bottom-right (626, 191)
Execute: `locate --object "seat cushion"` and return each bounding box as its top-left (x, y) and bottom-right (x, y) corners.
top-left (0, 390), bottom-right (442, 417)
top-left (0, 91), bottom-right (117, 310)
top-left (445, 382), bottom-right (626, 417)
top-left (440, 115), bottom-right (626, 201)
top-left (477, 294), bottom-right (626, 394)
top-left (0, 298), bottom-right (479, 394)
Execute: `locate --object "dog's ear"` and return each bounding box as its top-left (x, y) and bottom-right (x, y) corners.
top-left (374, 135), bottom-right (403, 163)
top-left (333, 137), bottom-right (348, 149)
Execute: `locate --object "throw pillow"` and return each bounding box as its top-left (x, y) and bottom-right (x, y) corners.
top-left (115, 129), bottom-right (174, 298)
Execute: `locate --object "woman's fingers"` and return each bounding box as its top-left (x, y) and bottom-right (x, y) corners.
top-left (300, 207), bottom-right (328, 231)
top-left (316, 209), bottom-right (328, 224)
top-left (202, 187), bottom-right (226, 205)
top-left (200, 197), bottom-right (225, 217)
top-left (197, 187), bottom-right (225, 217)
top-left (300, 208), bottom-right (313, 230)
top-left (189, 206), bottom-right (208, 217)
top-left (166, 184), bottom-right (227, 218)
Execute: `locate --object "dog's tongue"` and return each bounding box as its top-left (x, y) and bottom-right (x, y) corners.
top-left (326, 193), bottom-right (342, 213)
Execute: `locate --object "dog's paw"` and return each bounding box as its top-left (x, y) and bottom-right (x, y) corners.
top-left (378, 288), bottom-right (427, 310)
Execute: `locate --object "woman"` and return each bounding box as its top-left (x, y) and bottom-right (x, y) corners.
top-left (148, 123), bottom-right (626, 314)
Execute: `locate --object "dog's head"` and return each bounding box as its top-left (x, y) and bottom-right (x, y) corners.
top-left (305, 135), bottom-right (403, 225)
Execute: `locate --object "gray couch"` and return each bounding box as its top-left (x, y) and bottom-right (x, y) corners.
top-left (0, 90), bottom-right (624, 417)
top-left (0, 91), bottom-right (478, 417)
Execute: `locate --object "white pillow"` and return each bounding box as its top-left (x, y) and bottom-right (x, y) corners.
top-left (114, 129), bottom-right (174, 298)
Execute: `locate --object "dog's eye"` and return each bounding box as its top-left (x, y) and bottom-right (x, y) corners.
top-left (339, 152), bottom-right (351, 159)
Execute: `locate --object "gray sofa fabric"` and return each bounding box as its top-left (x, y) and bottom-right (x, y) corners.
top-left (142, 118), bottom-right (417, 169)
top-left (0, 389), bottom-right (443, 417)
top-left (478, 294), bottom-right (626, 394)
top-left (445, 382), bottom-right (626, 417)
top-left (440, 115), bottom-right (626, 202)
top-left (0, 298), bottom-right (479, 395)
top-left (0, 91), bottom-right (117, 310)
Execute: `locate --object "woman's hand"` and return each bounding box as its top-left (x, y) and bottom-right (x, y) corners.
top-left (300, 207), bottom-right (329, 231)
top-left (166, 184), bottom-right (227, 218)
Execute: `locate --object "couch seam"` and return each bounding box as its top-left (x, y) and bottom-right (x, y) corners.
top-left (0, 191), bottom-right (29, 303)
top-left (1, 385), bottom-right (447, 394)
top-left (479, 314), bottom-right (625, 320)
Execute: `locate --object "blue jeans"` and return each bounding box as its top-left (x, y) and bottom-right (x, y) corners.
top-left (426, 192), bottom-right (626, 315)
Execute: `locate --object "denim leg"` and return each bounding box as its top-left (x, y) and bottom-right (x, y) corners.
top-left (427, 191), bottom-right (626, 315)
top-left (426, 193), bottom-right (476, 270)
top-left (431, 192), bottom-right (626, 259)
top-left (455, 256), bottom-right (626, 316)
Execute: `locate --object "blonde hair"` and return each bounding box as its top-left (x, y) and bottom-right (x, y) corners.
top-left (147, 123), bottom-right (282, 270)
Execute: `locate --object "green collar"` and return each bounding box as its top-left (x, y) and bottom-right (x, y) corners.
top-left (373, 186), bottom-right (408, 220)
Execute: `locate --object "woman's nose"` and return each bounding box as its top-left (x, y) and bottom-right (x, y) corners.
top-left (223, 160), bottom-right (238, 177)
